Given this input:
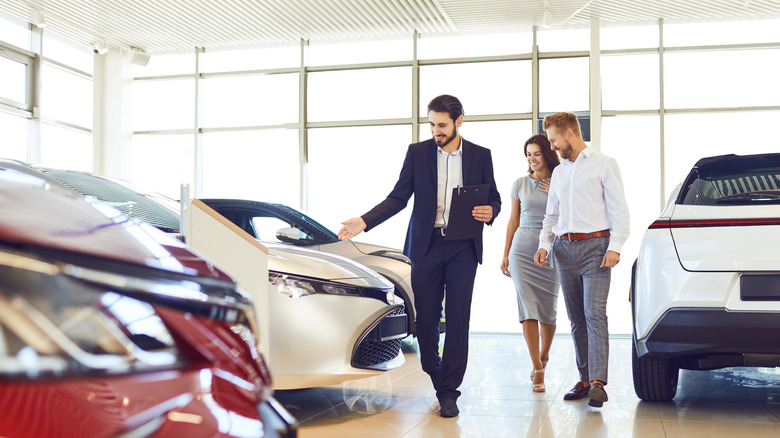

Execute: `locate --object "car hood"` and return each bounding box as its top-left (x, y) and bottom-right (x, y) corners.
top-left (264, 242), bottom-right (392, 289)
top-left (668, 204), bottom-right (780, 271)
top-left (0, 170), bottom-right (231, 281)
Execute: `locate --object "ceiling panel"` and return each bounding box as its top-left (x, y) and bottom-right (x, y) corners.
top-left (0, 0), bottom-right (778, 54)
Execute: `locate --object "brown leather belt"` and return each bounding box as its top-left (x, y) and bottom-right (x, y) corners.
top-left (559, 230), bottom-right (610, 241)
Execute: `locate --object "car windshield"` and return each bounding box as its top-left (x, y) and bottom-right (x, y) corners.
top-left (678, 154), bottom-right (780, 206)
top-left (42, 169), bottom-right (182, 233)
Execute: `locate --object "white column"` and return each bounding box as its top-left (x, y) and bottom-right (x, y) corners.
top-left (92, 48), bottom-right (133, 179)
top-left (590, 18), bottom-right (601, 148)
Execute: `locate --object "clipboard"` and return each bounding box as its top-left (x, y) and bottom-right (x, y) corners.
top-left (445, 184), bottom-right (490, 241)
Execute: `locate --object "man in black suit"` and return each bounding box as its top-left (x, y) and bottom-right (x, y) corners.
top-left (339, 94), bottom-right (501, 418)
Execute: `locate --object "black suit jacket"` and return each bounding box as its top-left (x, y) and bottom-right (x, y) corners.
top-left (362, 138), bottom-right (501, 263)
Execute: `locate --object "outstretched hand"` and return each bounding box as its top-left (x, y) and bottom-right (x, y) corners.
top-left (338, 217), bottom-right (367, 241)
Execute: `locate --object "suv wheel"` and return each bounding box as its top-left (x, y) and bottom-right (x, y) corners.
top-left (632, 339), bottom-right (679, 402)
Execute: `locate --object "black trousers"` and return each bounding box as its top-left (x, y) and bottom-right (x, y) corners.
top-left (411, 232), bottom-right (478, 401)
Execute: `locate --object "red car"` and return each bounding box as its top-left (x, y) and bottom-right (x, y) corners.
top-left (0, 169), bottom-right (296, 437)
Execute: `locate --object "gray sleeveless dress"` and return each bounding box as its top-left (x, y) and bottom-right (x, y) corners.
top-left (508, 175), bottom-right (559, 324)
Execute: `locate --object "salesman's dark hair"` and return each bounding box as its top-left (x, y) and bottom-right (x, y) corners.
top-left (427, 95), bottom-right (464, 122)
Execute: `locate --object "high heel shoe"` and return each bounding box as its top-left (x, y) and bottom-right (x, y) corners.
top-left (541, 356), bottom-right (549, 369)
top-left (532, 369), bottom-right (545, 393)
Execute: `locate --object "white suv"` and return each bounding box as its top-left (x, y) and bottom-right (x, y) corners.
top-left (631, 153), bottom-right (780, 402)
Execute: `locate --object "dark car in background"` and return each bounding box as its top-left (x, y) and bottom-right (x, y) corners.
top-left (0, 167), bottom-right (296, 437)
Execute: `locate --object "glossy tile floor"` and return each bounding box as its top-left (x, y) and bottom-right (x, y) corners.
top-left (274, 334), bottom-right (780, 437)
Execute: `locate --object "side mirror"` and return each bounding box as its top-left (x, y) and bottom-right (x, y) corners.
top-left (276, 226), bottom-right (311, 245)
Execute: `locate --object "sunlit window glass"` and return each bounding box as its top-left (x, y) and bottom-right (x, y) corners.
top-left (537, 27), bottom-right (589, 52)
top-left (201, 129), bottom-right (299, 204)
top-left (307, 125), bottom-right (411, 247)
top-left (418, 32), bottom-right (532, 59)
top-left (133, 79), bottom-right (194, 131)
top-left (664, 49), bottom-right (780, 109)
top-left (664, 111), bottom-right (780, 194)
top-left (133, 52), bottom-right (195, 78)
top-left (601, 115), bottom-right (661, 335)
top-left (0, 12), bottom-right (29, 49)
top-left (420, 61), bottom-right (532, 115)
top-left (309, 38), bottom-right (412, 65)
top-left (601, 24), bottom-right (658, 50)
top-left (0, 111), bottom-right (28, 161)
top-left (43, 32), bottom-right (93, 74)
top-left (129, 134), bottom-right (194, 198)
top-left (308, 67), bottom-right (410, 122)
top-left (41, 63), bottom-right (92, 128)
top-left (39, 123), bottom-right (92, 171)
top-left (0, 55), bottom-right (27, 103)
top-left (203, 74), bottom-right (298, 128)
top-left (202, 45), bottom-right (300, 72)
top-left (539, 57), bottom-right (589, 113)
top-left (601, 54), bottom-right (659, 111)
top-left (664, 19), bottom-right (780, 47)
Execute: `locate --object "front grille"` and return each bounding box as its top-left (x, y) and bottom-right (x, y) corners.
top-left (352, 307), bottom-right (405, 367)
top-left (353, 338), bottom-right (402, 367)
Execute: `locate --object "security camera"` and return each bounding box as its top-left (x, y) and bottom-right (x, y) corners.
top-left (92, 41), bottom-right (109, 55)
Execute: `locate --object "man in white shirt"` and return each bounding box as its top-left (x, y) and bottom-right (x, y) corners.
top-left (534, 112), bottom-right (630, 408)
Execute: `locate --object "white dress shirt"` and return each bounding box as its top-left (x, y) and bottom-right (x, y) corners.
top-left (435, 139), bottom-right (463, 227)
top-left (538, 145), bottom-right (630, 254)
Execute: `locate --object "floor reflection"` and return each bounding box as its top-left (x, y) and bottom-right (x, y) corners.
top-left (273, 335), bottom-right (780, 437)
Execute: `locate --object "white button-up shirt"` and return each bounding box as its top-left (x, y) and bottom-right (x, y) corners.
top-left (435, 139), bottom-right (463, 227)
top-left (538, 145), bottom-right (630, 254)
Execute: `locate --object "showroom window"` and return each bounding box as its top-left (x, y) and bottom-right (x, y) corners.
top-left (601, 53), bottom-right (659, 111)
top-left (201, 129), bottom-right (300, 203)
top-left (539, 56), bottom-right (589, 113)
top-left (419, 61), bottom-right (532, 116)
top-left (307, 67), bottom-right (411, 122)
top-left (201, 45), bottom-right (300, 72)
top-left (664, 49), bottom-right (780, 109)
top-left (307, 125), bottom-right (412, 247)
top-left (202, 73), bottom-right (299, 128)
top-left (130, 134), bottom-right (195, 199)
top-left (309, 37), bottom-right (413, 66)
top-left (418, 32), bottom-right (532, 59)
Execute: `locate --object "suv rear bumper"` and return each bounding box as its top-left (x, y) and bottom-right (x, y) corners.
top-left (636, 307), bottom-right (780, 369)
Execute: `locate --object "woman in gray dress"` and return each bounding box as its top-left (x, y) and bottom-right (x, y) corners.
top-left (500, 134), bottom-right (560, 392)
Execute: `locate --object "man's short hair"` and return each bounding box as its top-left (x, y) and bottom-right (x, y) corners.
top-left (428, 95), bottom-right (464, 122)
top-left (543, 112), bottom-right (581, 137)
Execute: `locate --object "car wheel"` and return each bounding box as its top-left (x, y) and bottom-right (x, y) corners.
top-left (632, 339), bottom-right (679, 402)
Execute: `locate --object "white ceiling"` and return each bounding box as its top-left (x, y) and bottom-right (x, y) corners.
top-left (2, 0), bottom-right (779, 54)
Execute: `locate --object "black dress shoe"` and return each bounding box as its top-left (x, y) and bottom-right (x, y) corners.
top-left (563, 382), bottom-right (591, 401)
top-left (439, 398), bottom-right (459, 418)
top-left (587, 382), bottom-right (608, 407)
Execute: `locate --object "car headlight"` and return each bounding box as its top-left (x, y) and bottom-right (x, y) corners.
top-left (269, 272), bottom-right (394, 304)
top-left (369, 250), bottom-right (411, 266)
top-left (0, 249), bottom-right (184, 379)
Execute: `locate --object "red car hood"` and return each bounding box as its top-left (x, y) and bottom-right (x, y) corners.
top-left (0, 170), bottom-right (231, 281)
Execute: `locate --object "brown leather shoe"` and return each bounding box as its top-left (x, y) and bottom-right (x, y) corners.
top-left (563, 382), bottom-right (591, 401)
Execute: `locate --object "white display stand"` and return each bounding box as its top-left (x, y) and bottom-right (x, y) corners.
top-left (186, 199), bottom-right (271, 361)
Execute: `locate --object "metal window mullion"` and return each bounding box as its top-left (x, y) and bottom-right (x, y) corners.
top-left (532, 26), bottom-right (539, 134)
top-left (29, 23), bottom-right (43, 164)
top-left (299, 39), bottom-right (309, 211)
top-left (659, 18), bottom-right (666, 213)
top-left (194, 47), bottom-right (204, 198)
top-left (590, 18), bottom-right (601, 149)
top-left (412, 31), bottom-right (419, 143)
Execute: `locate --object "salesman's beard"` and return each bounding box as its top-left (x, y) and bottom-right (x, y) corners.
top-left (435, 128), bottom-right (458, 149)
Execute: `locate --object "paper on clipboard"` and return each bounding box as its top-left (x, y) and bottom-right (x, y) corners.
top-left (445, 184), bottom-right (490, 241)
